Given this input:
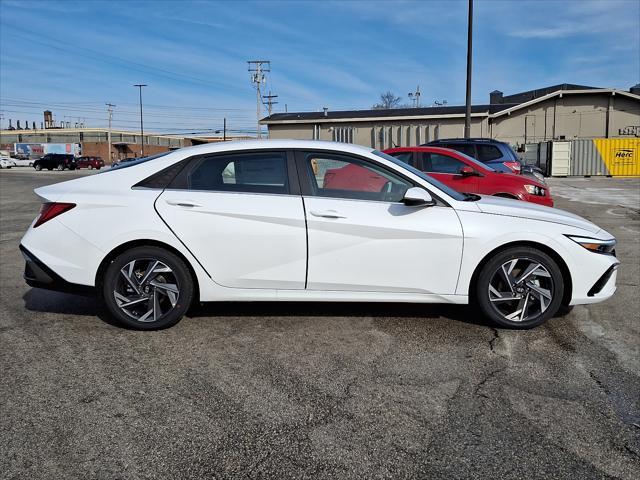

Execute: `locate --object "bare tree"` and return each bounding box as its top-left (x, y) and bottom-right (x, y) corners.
top-left (373, 91), bottom-right (402, 109)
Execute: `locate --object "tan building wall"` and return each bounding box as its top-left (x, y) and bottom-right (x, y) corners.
top-left (490, 94), bottom-right (639, 144)
top-left (268, 116), bottom-right (488, 149)
top-left (266, 92), bottom-right (640, 149)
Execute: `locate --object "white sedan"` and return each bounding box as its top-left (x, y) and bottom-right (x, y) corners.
top-left (10, 157), bottom-right (35, 167)
top-left (20, 140), bottom-right (619, 330)
top-left (1, 156), bottom-right (16, 168)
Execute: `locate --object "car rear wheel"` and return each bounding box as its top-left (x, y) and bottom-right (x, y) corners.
top-left (475, 246), bottom-right (564, 329)
top-left (35, 164), bottom-right (42, 171)
top-left (88, 165), bottom-right (93, 170)
top-left (101, 246), bottom-right (194, 330)
top-left (56, 164), bottom-right (64, 171)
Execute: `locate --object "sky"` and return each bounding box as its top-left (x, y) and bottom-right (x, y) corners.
top-left (0, 0), bottom-right (638, 135)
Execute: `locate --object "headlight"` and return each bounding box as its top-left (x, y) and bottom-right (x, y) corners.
top-left (567, 235), bottom-right (616, 255)
top-left (524, 184), bottom-right (546, 196)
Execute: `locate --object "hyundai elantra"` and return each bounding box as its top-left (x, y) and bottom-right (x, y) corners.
top-left (20, 140), bottom-right (619, 330)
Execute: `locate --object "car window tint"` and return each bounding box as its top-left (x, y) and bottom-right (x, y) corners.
top-left (444, 143), bottom-right (476, 158)
top-left (476, 144), bottom-right (502, 161)
top-left (423, 153), bottom-right (465, 174)
top-left (173, 152), bottom-right (289, 194)
top-left (387, 151), bottom-right (414, 166)
top-left (304, 153), bottom-right (410, 202)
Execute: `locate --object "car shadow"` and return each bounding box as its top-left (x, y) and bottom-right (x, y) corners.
top-left (22, 289), bottom-right (121, 328)
top-left (22, 288), bottom-right (491, 328)
top-left (187, 301), bottom-right (490, 327)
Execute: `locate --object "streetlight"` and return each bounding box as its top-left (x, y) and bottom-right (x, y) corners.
top-left (133, 84), bottom-right (147, 156)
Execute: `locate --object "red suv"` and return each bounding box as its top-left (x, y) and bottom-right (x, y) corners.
top-left (384, 147), bottom-right (553, 207)
top-left (76, 156), bottom-right (105, 170)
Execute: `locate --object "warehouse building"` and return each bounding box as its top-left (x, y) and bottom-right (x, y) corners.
top-left (261, 84), bottom-right (640, 151)
top-left (0, 127), bottom-right (218, 163)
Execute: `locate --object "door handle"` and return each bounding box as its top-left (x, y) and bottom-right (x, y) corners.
top-left (309, 210), bottom-right (346, 219)
top-left (165, 199), bottom-right (202, 208)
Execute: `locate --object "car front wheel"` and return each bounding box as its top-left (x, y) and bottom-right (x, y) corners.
top-left (475, 246), bottom-right (564, 329)
top-left (101, 246), bottom-right (194, 330)
top-left (57, 164), bottom-right (64, 171)
top-left (35, 164), bottom-right (42, 171)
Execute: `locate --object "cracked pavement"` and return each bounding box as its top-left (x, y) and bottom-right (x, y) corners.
top-left (1, 170), bottom-right (639, 479)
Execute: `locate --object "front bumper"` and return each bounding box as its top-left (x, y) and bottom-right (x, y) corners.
top-left (523, 194), bottom-right (554, 207)
top-left (20, 245), bottom-right (94, 295)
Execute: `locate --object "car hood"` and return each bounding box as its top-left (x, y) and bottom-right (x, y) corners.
top-left (474, 195), bottom-right (601, 234)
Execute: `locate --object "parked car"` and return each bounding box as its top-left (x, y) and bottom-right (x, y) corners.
top-left (20, 140), bottom-right (618, 331)
top-left (111, 157), bottom-right (137, 168)
top-left (10, 157), bottom-right (35, 167)
top-left (423, 138), bottom-right (545, 178)
top-left (33, 154), bottom-right (77, 171)
top-left (383, 146), bottom-right (553, 207)
top-left (76, 156), bottom-right (105, 170)
top-left (0, 156), bottom-right (15, 168)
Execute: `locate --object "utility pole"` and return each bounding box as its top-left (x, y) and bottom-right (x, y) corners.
top-left (464, 0), bottom-right (473, 138)
top-left (247, 60), bottom-right (270, 139)
top-left (106, 103), bottom-right (115, 163)
top-left (134, 84), bottom-right (147, 156)
top-left (223, 118), bottom-right (226, 141)
top-left (408, 86), bottom-right (421, 108)
top-left (262, 91), bottom-right (278, 116)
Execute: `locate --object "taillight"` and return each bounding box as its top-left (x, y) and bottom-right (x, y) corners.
top-left (503, 161), bottom-right (521, 173)
top-left (33, 202), bottom-right (76, 228)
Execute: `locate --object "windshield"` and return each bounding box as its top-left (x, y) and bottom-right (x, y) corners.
top-left (372, 150), bottom-right (467, 201)
top-left (105, 152), bottom-right (172, 172)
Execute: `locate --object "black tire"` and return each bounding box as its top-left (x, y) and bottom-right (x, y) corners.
top-left (475, 246), bottom-right (564, 329)
top-left (35, 163), bottom-right (42, 171)
top-left (101, 246), bottom-right (194, 330)
top-left (57, 164), bottom-right (64, 171)
top-left (88, 165), bottom-right (93, 170)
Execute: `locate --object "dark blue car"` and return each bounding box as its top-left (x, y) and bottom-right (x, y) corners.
top-left (423, 138), bottom-right (544, 181)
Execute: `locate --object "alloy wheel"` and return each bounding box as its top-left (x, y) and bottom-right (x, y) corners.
top-left (113, 258), bottom-right (180, 322)
top-left (487, 258), bottom-right (554, 322)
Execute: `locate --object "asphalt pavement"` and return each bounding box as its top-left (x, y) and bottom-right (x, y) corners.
top-left (1, 168), bottom-right (639, 479)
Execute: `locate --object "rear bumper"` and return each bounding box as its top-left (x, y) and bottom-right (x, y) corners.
top-left (20, 245), bottom-right (94, 296)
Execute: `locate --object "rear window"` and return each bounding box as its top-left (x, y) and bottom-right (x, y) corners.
top-left (105, 152), bottom-right (171, 172)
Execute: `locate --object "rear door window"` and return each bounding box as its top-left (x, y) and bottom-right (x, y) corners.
top-left (476, 144), bottom-right (503, 161)
top-left (443, 143), bottom-right (477, 159)
top-left (170, 151), bottom-right (289, 194)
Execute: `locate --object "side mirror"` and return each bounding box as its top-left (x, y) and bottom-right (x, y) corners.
top-left (460, 166), bottom-right (477, 176)
top-left (402, 187), bottom-right (436, 207)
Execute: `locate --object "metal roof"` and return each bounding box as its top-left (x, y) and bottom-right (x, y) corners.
top-left (261, 85), bottom-right (640, 125)
top-left (263, 104), bottom-right (514, 123)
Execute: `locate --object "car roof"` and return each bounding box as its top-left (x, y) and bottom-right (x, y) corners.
top-left (166, 139), bottom-right (377, 157)
top-left (428, 138), bottom-right (506, 144)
